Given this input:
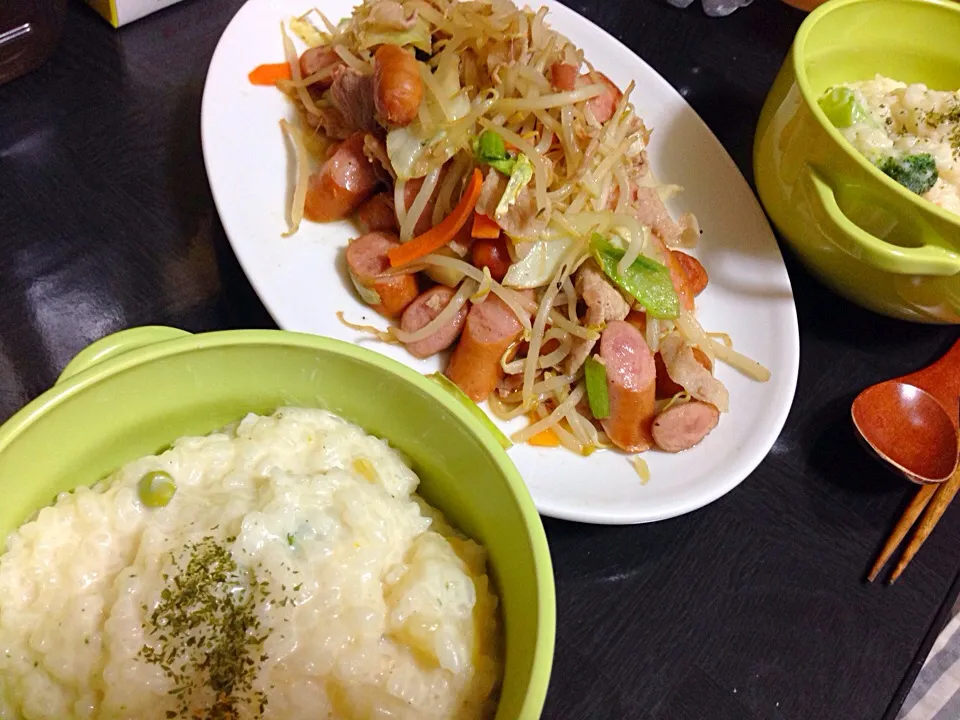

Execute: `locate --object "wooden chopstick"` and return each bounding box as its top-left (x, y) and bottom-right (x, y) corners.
top-left (888, 467), bottom-right (960, 584)
top-left (867, 482), bottom-right (937, 582)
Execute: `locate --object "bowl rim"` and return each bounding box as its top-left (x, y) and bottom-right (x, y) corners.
top-left (0, 327), bottom-right (556, 718)
top-left (793, 0), bottom-right (960, 230)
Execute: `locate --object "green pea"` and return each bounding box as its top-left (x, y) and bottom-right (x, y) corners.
top-left (138, 470), bottom-right (177, 508)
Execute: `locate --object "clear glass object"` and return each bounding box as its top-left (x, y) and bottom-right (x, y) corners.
top-left (668, 0), bottom-right (829, 14)
top-left (666, 0), bottom-right (755, 16)
top-left (0, 0), bottom-right (67, 87)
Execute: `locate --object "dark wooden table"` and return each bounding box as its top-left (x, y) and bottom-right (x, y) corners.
top-left (1, 1), bottom-right (958, 718)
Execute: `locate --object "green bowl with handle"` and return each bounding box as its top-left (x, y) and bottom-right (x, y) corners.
top-left (754, 0), bottom-right (960, 323)
top-left (0, 326), bottom-right (555, 719)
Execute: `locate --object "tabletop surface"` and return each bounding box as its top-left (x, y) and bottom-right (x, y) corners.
top-left (1, 0), bottom-right (959, 718)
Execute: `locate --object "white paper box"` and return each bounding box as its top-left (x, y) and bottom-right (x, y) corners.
top-left (85, 0), bottom-right (188, 27)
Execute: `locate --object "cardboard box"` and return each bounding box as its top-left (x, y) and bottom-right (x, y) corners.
top-left (84, 0), bottom-right (188, 27)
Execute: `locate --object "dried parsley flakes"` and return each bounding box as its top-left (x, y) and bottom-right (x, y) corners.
top-left (138, 536), bottom-right (273, 719)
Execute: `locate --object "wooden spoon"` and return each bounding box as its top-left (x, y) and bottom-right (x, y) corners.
top-left (851, 339), bottom-right (960, 484)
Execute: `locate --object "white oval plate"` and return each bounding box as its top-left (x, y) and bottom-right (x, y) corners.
top-left (201, 0), bottom-right (800, 524)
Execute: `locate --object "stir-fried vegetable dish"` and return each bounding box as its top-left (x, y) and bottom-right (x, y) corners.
top-left (251, 0), bottom-right (771, 457)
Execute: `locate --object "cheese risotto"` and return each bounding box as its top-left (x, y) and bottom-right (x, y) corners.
top-left (820, 75), bottom-right (960, 216)
top-left (0, 408), bottom-right (501, 720)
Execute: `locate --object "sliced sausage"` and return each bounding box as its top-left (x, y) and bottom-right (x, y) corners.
top-left (403, 175), bottom-right (439, 237)
top-left (649, 231), bottom-right (694, 312)
top-left (373, 44), bottom-right (423, 127)
top-left (655, 347), bottom-right (713, 399)
top-left (399, 286), bottom-right (468, 358)
top-left (355, 193), bottom-right (399, 234)
top-left (672, 251), bottom-right (708, 296)
top-left (550, 63), bottom-right (578, 91)
top-left (345, 232), bottom-right (419, 317)
top-left (548, 64), bottom-right (621, 124)
top-left (299, 46), bottom-right (344, 89)
top-left (471, 236), bottom-right (511, 282)
top-left (598, 320), bottom-right (656, 453)
top-left (652, 401), bottom-right (720, 453)
top-left (304, 132), bottom-right (380, 223)
top-left (625, 309), bottom-right (647, 336)
top-left (445, 294), bottom-right (526, 402)
top-left (324, 141), bottom-right (342, 161)
top-left (584, 72), bottom-right (622, 124)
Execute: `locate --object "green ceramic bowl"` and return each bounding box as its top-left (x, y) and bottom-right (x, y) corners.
top-left (0, 326), bottom-right (555, 719)
top-left (754, 0), bottom-right (960, 323)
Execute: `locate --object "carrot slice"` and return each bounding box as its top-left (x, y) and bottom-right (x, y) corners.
top-left (388, 168), bottom-right (484, 267)
top-left (472, 212), bottom-right (501, 239)
top-left (525, 412), bottom-right (561, 447)
top-left (528, 428), bottom-right (561, 447)
top-left (249, 62), bottom-right (292, 85)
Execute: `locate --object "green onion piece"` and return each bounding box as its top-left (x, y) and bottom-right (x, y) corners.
top-left (590, 234), bottom-right (679, 319)
top-left (138, 470), bottom-right (177, 508)
top-left (818, 87), bottom-right (872, 128)
top-left (584, 356), bottom-right (610, 419)
top-left (477, 129), bottom-right (506, 159)
top-left (472, 129), bottom-right (517, 175)
top-left (427, 372), bottom-right (513, 449)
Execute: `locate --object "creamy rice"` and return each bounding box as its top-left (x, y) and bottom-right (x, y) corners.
top-left (0, 408), bottom-right (501, 720)
top-left (837, 75), bottom-right (960, 215)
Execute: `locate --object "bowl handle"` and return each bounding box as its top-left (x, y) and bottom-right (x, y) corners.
top-left (804, 166), bottom-right (960, 277)
top-left (57, 326), bottom-right (193, 386)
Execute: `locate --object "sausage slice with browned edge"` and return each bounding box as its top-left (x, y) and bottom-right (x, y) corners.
top-left (671, 251), bottom-right (709, 297)
top-left (304, 132), bottom-right (380, 223)
top-left (584, 72), bottom-right (622, 124)
top-left (599, 320), bottom-right (656, 453)
top-left (299, 46), bottom-right (345, 90)
top-left (400, 286), bottom-right (468, 359)
top-left (548, 64), bottom-right (621, 124)
top-left (652, 400), bottom-right (720, 453)
top-left (445, 294), bottom-right (526, 402)
top-left (655, 346), bottom-right (713, 399)
top-left (649, 230), bottom-right (695, 312)
top-left (373, 44), bottom-right (423, 127)
top-left (345, 232), bottom-right (419, 318)
top-left (355, 193), bottom-right (399, 234)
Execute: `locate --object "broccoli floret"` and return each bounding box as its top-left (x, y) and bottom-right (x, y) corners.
top-left (876, 153), bottom-right (939, 195)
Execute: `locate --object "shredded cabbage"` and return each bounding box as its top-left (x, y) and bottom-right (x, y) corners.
top-left (359, 16), bottom-right (432, 53)
top-left (495, 154), bottom-right (534, 218)
top-left (290, 13), bottom-right (328, 46)
top-left (502, 237), bottom-right (572, 289)
top-left (386, 126), bottom-right (433, 180)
